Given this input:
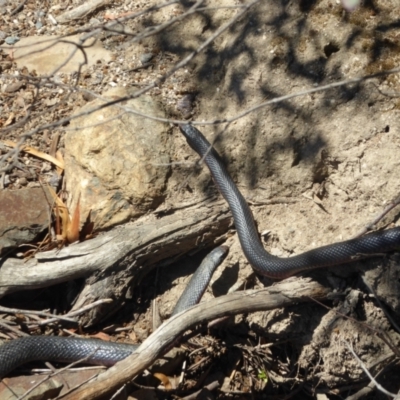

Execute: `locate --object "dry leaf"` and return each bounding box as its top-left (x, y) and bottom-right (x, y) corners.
top-left (55, 202), bottom-right (61, 236)
top-left (153, 373), bottom-right (172, 390)
top-left (15, 94), bottom-right (26, 109)
top-left (55, 150), bottom-right (64, 176)
top-left (91, 332), bottom-right (112, 341)
top-left (128, 331), bottom-right (137, 342)
top-left (3, 112), bottom-right (15, 127)
top-left (104, 11), bottom-right (135, 20)
top-left (67, 195), bottom-right (80, 243)
top-left (2, 139), bottom-right (64, 169)
top-left (48, 185), bottom-right (70, 240)
top-left (64, 329), bottom-right (78, 335)
top-left (79, 209), bottom-right (94, 241)
top-left (45, 97), bottom-right (59, 107)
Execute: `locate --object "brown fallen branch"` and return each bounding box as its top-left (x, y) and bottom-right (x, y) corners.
top-left (0, 198), bottom-right (230, 325)
top-left (58, 277), bottom-right (332, 400)
top-left (0, 199), bottom-right (230, 299)
top-left (56, 0), bottom-right (113, 24)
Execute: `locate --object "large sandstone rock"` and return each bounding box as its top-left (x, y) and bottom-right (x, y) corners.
top-left (13, 35), bottom-right (112, 75)
top-left (64, 87), bottom-right (171, 230)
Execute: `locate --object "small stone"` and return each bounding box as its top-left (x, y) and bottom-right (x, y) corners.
top-left (5, 36), bottom-right (20, 45)
top-left (3, 175), bottom-right (10, 186)
top-left (47, 13), bottom-right (57, 25)
top-left (48, 172), bottom-right (61, 188)
top-left (140, 53), bottom-right (153, 65)
top-left (4, 81), bottom-right (24, 93)
top-left (40, 162), bottom-right (52, 172)
top-left (82, 91), bottom-right (95, 102)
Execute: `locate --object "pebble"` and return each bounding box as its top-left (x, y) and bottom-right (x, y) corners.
top-left (18, 177), bottom-right (28, 186)
top-left (48, 13), bottom-right (57, 25)
top-left (140, 53), bottom-right (153, 65)
top-left (48, 172), bottom-right (61, 188)
top-left (5, 36), bottom-right (20, 45)
top-left (4, 81), bottom-right (24, 93)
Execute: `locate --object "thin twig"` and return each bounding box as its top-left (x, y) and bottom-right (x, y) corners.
top-left (0, 0), bottom-right (260, 173)
top-left (345, 381), bottom-right (377, 400)
top-left (0, 320), bottom-right (30, 337)
top-left (35, 299), bottom-right (113, 327)
top-left (309, 296), bottom-right (400, 358)
top-left (3, 61), bottom-right (400, 173)
top-left (58, 278), bottom-right (331, 399)
top-left (180, 380), bottom-right (220, 399)
top-left (343, 341), bottom-right (397, 398)
top-left (361, 278), bottom-right (400, 335)
top-left (0, 305), bottom-right (76, 324)
top-left (18, 347), bottom-right (105, 400)
top-left (352, 192), bottom-right (400, 238)
top-left (10, 0), bottom-right (28, 15)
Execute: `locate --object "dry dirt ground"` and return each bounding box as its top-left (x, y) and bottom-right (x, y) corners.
top-left (0, 0), bottom-right (400, 399)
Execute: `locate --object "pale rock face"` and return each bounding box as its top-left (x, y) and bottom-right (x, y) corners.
top-left (13, 35), bottom-right (113, 75)
top-left (64, 87), bottom-right (171, 230)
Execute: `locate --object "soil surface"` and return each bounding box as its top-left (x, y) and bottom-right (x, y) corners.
top-left (0, 0), bottom-right (400, 399)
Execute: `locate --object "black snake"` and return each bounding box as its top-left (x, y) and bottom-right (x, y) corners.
top-left (0, 123), bottom-right (399, 378)
top-left (179, 124), bottom-right (400, 279)
top-left (0, 246), bottom-right (228, 378)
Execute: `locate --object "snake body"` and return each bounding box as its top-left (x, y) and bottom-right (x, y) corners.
top-left (0, 246), bottom-right (228, 378)
top-left (179, 124), bottom-right (400, 279)
top-left (1, 124), bottom-right (399, 378)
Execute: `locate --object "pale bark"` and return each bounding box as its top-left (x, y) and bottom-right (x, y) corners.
top-left (0, 199), bottom-right (230, 301)
top-left (59, 278), bottom-right (332, 400)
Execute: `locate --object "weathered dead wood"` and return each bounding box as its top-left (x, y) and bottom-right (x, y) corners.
top-left (57, 0), bottom-right (112, 24)
top-left (0, 199), bottom-right (230, 300)
top-left (58, 277), bottom-right (332, 400)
